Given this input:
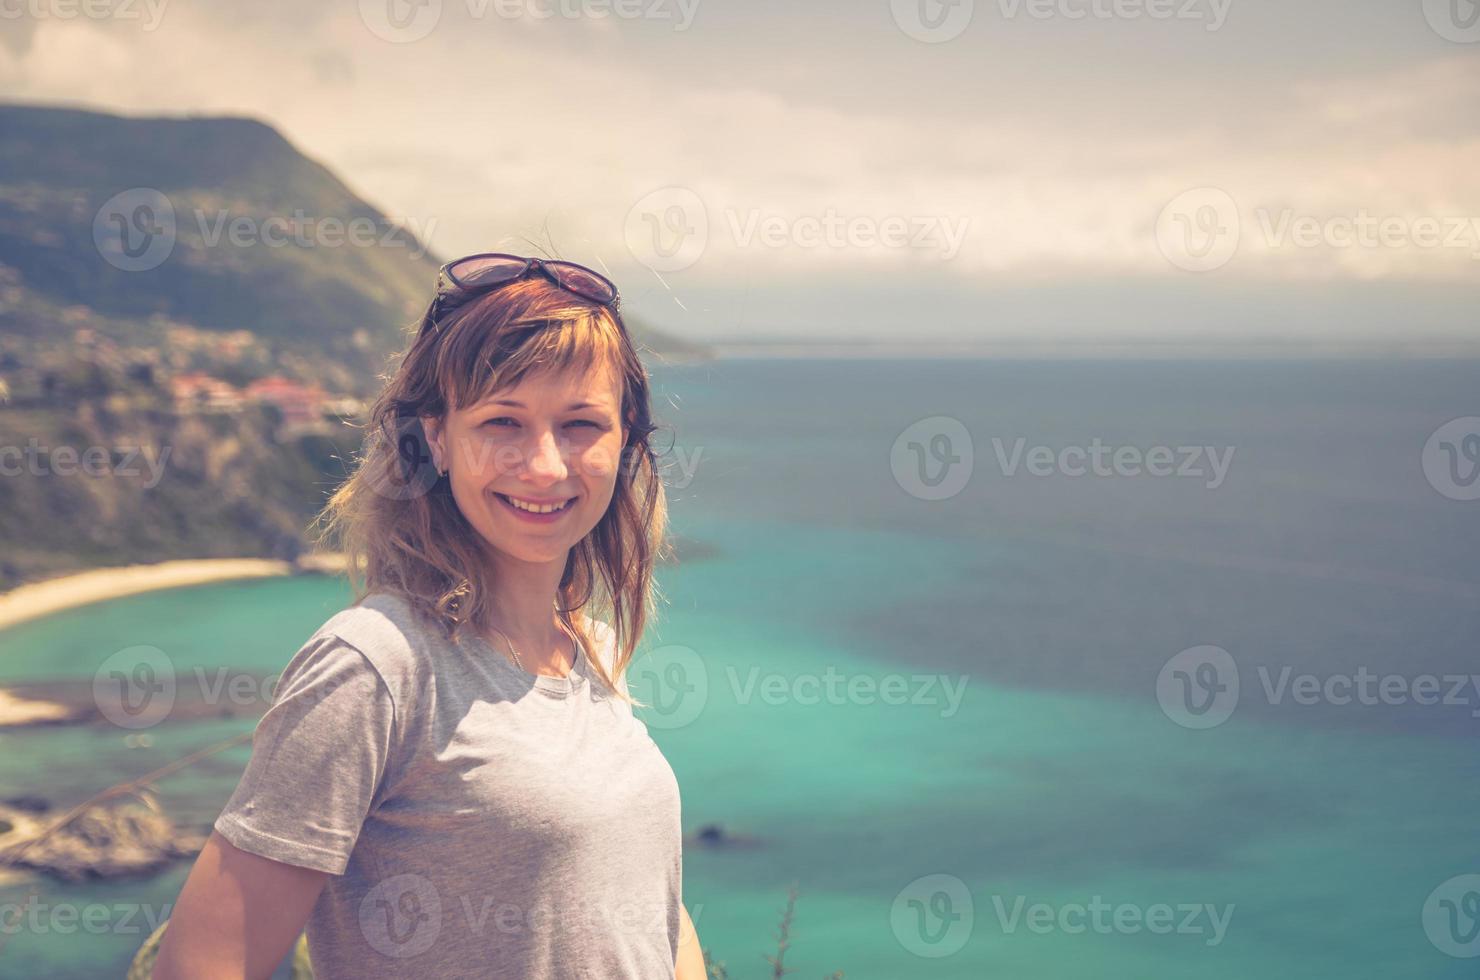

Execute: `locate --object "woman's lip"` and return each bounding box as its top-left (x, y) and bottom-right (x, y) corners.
top-left (495, 493), bottom-right (577, 506)
top-left (492, 492), bottom-right (578, 519)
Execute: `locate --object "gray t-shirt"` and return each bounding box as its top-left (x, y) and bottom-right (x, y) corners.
top-left (212, 590), bottom-right (684, 979)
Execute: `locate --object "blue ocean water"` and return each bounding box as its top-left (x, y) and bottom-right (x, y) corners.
top-left (1, 357), bottom-right (1478, 978)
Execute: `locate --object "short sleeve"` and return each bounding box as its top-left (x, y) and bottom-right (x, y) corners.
top-left (213, 631), bottom-right (398, 875)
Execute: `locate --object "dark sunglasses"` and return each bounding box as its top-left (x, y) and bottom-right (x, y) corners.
top-left (426, 253), bottom-right (620, 331)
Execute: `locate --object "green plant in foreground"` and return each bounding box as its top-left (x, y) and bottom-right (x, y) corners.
top-left (701, 882), bottom-right (843, 980)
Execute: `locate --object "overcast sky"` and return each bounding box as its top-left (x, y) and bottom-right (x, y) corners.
top-left (2, 0), bottom-right (1477, 346)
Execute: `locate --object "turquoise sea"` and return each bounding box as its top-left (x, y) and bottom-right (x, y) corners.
top-left (1, 358), bottom-right (1478, 978)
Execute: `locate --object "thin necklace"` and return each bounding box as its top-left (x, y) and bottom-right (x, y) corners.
top-left (487, 617), bottom-right (577, 677)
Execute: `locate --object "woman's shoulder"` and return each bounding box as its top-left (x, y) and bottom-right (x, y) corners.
top-left (307, 590), bottom-right (443, 687)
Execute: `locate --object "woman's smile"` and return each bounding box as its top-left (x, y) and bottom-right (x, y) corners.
top-left (492, 490), bottom-right (580, 523)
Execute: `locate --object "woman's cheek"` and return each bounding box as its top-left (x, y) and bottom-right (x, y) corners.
top-left (579, 440), bottom-right (622, 482)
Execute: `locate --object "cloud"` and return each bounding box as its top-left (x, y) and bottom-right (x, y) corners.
top-left (0, 3), bottom-right (1476, 303)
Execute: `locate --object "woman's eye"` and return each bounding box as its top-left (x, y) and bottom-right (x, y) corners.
top-left (482, 418), bottom-right (602, 429)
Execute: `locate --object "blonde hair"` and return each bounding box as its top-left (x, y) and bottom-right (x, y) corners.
top-left (312, 273), bottom-right (671, 704)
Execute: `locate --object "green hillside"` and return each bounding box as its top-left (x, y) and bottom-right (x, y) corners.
top-left (0, 103), bottom-right (706, 588)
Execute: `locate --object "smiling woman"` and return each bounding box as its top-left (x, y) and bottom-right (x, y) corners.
top-left (150, 255), bottom-right (705, 980)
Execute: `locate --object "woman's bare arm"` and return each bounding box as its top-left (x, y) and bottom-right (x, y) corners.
top-left (675, 902), bottom-right (706, 980)
top-left (151, 830), bottom-right (330, 980)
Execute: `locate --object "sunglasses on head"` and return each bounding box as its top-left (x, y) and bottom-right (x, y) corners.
top-left (425, 253), bottom-right (620, 333)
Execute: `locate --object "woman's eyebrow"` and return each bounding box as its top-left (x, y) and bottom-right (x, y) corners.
top-left (481, 398), bottom-right (604, 411)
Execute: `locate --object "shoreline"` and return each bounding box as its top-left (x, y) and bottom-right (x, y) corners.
top-left (0, 554), bottom-right (347, 728)
top-left (0, 554), bottom-right (348, 635)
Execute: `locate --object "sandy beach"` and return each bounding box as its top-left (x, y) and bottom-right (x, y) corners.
top-left (0, 554), bottom-right (348, 635)
top-left (0, 555), bottom-right (347, 726)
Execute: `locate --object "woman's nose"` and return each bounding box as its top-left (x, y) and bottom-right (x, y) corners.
top-left (525, 429), bottom-right (568, 479)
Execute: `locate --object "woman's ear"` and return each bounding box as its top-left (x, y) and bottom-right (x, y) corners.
top-left (421, 415), bottom-right (446, 474)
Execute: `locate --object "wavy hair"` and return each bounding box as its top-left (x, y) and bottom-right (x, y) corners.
top-left (312, 272), bottom-right (670, 704)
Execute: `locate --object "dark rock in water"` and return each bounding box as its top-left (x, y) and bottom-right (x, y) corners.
top-left (3, 795), bottom-right (52, 814)
top-left (688, 822), bottom-right (763, 849)
top-left (0, 798), bottom-right (207, 882)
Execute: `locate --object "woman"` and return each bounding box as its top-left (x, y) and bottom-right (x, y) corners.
top-left (153, 254), bottom-right (706, 979)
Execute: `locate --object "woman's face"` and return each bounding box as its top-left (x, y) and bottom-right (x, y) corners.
top-left (422, 358), bottom-right (627, 567)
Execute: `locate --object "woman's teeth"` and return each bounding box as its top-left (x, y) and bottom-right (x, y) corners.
top-left (500, 494), bottom-right (573, 514)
